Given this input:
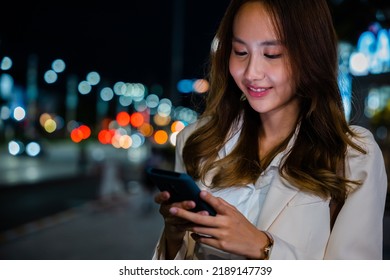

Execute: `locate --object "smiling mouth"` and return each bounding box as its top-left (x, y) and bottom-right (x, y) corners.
top-left (248, 86), bottom-right (267, 92)
top-left (247, 86), bottom-right (271, 97)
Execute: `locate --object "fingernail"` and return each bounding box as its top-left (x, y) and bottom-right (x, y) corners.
top-left (169, 207), bottom-right (178, 215)
top-left (200, 191), bottom-right (207, 198)
top-left (200, 211), bottom-right (209, 216)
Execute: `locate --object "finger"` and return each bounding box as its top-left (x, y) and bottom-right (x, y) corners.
top-left (154, 191), bottom-right (170, 204)
top-left (159, 199), bottom-right (195, 217)
top-left (190, 232), bottom-right (214, 240)
top-left (169, 206), bottom-right (214, 226)
top-left (197, 210), bottom-right (210, 216)
top-left (190, 232), bottom-right (220, 248)
top-left (191, 226), bottom-right (218, 238)
top-left (177, 200), bottom-right (197, 211)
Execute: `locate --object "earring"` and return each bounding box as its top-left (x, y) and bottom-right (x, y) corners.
top-left (240, 93), bottom-right (247, 101)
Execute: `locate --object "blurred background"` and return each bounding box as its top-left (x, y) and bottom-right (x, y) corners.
top-left (0, 0), bottom-right (389, 260)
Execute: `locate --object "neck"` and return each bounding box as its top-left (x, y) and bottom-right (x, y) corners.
top-left (259, 107), bottom-right (299, 142)
top-left (258, 100), bottom-right (299, 159)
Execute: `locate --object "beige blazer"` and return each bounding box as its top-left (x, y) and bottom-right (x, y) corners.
top-left (153, 121), bottom-right (387, 260)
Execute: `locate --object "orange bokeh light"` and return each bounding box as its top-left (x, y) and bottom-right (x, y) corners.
top-left (71, 129), bottom-right (83, 143)
top-left (193, 79), bottom-right (209, 93)
top-left (131, 112), bottom-right (144, 128)
top-left (138, 123), bottom-right (154, 137)
top-left (116, 111), bottom-right (130, 126)
top-left (153, 114), bottom-right (171, 126)
top-left (79, 125), bottom-right (91, 139)
top-left (154, 130), bottom-right (168, 145)
top-left (98, 129), bottom-right (115, 144)
top-left (171, 121), bottom-right (185, 133)
top-left (70, 125), bottom-right (91, 143)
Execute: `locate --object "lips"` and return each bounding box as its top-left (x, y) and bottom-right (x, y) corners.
top-left (247, 85), bottom-right (271, 97)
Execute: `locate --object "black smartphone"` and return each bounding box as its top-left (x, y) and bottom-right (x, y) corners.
top-left (146, 167), bottom-right (217, 216)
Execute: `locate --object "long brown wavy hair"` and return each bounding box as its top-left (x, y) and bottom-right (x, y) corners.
top-left (182, 0), bottom-right (365, 202)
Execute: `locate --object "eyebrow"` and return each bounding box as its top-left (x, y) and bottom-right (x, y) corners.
top-left (232, 36), bottom-right (282, 46)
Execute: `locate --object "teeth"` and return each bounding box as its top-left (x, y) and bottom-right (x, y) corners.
top-left (249, 87), bottom-right (266, 92)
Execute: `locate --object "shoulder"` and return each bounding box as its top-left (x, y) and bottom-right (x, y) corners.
top-left (176, 116), bottom-right (242, 150)
top-left (349, 125), bottom-right (374, 139)
top-left (346, 125), bottom-right (384, 169)
top-left (348, 125), bottom-right (379, 153)
top-left (178, 121), bottom-right (200, 140)
top-left (177, 119), bottom-right (204, 140)
top-left (176, 118), bottom-right (209, 149)
top-left (344, 126), bottom-right (387, 214)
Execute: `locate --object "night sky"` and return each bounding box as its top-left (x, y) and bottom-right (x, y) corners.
top-left (0, 0), bottom-right (389, 96)
top-left (0, 1), bottom-right (228, 91)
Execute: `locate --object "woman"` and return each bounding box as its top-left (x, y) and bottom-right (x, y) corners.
top-left (153, 0), bottom-right (387, 259)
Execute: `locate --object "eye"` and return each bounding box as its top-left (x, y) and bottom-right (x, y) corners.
top-left (233, 50), bottom-right (247, 57)
top-left (264, 53), bottom-right (282, 59)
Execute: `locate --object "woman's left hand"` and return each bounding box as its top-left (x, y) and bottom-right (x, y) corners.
top-left (168, 190), bottom-right (268, 259)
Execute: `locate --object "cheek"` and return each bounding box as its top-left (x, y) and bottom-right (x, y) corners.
top-left (283, 74), bottom-right (295, 95)
top-left (270, 68), bottom-right (293, 88)
top-left (229, 58), bottom-right (241, 82)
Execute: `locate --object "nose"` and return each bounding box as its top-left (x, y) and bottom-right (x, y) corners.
top-left (244, 55), bottom-right (265, 81)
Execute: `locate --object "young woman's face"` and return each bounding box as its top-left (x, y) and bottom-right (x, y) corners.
top-left (229, 1), bottom-right (298, 118)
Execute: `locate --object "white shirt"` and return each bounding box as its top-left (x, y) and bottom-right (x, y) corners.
top-left (194, 167), bottom-right (275, 259)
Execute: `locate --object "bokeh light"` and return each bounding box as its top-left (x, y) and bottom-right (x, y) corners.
top-left (98, 129), bottom-right (115, 145)
top-left (171, 120), bottom-right (186, 133)
top-left (13, 107), bottom-right (26, 121)
top-left (0, 106), bottom-right (11, 120)
top-left (113, 81), bottom-right (126, 95)
top-left (119, 135), bottom-right (132, 149)
top-left (130, 112), bottom-right (144, 128)
top-left (0, 73), bottom-right (14, 99)
top-left (177, 79), bottom-right (193, 94)
top-left (146, 94), bottom-right (159, 108)
top-left (170, 131), bottom-right (179, 146)
top-left (154, 130), bottom-right (168, 145)
top-left (86, 71), bottom-right (100, 86)
top-left (44, 119), bottom-right (57, 133)
top-left (0, 56), bottom-right (13, 70)
top-left (119, 95), bottom-right (133, 107)
top-left (70, 125), bottom-right (91, 143)
top-left (349, 52), bottom-right (369, 76)
top-left (79, 125), bottom-right (91, 139)
top-left (154, 114), bottom-right (171, 126)
top-left (52, 59), bottom-right (66, 73)
top-left (116, 111), bottom-right (131, 126)
top-left (8, 140), bottom-right (24, 156)
top-left (138, 123), bottom-right (154, 137)
top-left (193, 79), bottom-right (209, 93)
top-left (44, 70), bottom-right (58, 84)
top-left (131, 133), bottom-right (145, 149)
top-left (26, 142), bottom-right (41, 157)
top-left (78, 81), bottom-right (92, 95)
top-left (100, 87), bottom-right (114, 101)
top-left (71, 128), bottom-right (84, 143)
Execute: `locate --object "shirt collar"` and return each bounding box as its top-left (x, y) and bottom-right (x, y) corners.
top-left (221, 119), bottom-right (301, 170)
top-left (268, 122), bottom-right (300, 169)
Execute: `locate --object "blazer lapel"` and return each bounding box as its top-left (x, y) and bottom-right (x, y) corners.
top-left (257, 176), bottom-right (298, 230)
top-left (256, 125), bottom-right (302, 230)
